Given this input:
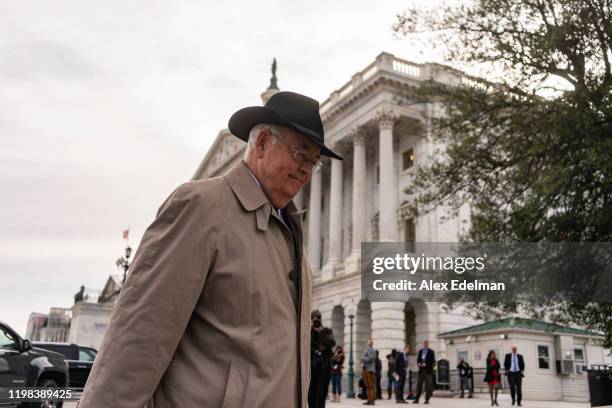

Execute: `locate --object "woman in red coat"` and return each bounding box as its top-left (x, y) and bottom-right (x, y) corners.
top-left (484, 351), bottom-right (501, 406)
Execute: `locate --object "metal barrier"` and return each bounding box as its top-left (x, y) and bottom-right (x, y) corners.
top-left (408, 368), bottom-right (510, 394)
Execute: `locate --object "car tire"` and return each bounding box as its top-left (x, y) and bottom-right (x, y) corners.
top-left (20, 378), bottom-right (64, 408)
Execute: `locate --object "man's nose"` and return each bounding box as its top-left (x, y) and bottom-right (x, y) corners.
top-left (297, 164), bottom-right (312, 179)
top-left (299, 159), bottom-right (313, 172)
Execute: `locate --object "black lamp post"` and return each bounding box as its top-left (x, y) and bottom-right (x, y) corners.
top-left (116, 245), bottom-right (132, 285)
top-left (347, 302), bottom-right (357, 398)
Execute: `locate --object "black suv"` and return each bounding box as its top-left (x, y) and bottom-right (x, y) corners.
top-left (31, 343), bottom-right (96, 389)
top-left (0, 320), bottom-right (69, 408)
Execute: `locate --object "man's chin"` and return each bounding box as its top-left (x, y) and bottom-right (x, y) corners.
top-left (286, 184), bottom-right (303, 197)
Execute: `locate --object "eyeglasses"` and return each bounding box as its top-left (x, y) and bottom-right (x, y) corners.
top-left (283, 142), bottom-right (323, 172)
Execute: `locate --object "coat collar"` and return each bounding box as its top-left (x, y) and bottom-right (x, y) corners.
top-left (224, 161), bottom-right (304, 232)
top-left (225, 161), bottom-right (269, 212)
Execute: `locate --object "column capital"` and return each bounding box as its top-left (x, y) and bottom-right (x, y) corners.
top-left (375, 108), bottom-right (399, 130)
top-left (349, 127), bottom-right (367, 145)
top-left (330, 140), bottom-right (350, 157)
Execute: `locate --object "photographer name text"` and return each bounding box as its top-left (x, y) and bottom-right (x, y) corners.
top-left (372, 279), bottom-right (505, 292)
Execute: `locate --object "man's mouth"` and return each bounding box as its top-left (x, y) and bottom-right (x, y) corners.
top-left (289, 175), bottom-right (305, 184)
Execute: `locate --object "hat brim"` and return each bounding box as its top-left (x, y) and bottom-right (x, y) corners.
top-left (228, 106), bottom-right (343, 160)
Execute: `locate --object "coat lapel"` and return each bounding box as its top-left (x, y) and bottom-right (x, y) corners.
top-left (224, 161), bottom-right (272, 232)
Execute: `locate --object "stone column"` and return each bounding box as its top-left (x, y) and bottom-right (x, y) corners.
top-left (322, 145), bottom-right (344, 280)
top-left (308, 169), bottom-right (322, 270)
top-left (328, 144), bottom-right (343, 264)
top-left (351, 129), bottom-right (367, 253)
top-left (377, 110), bottom-right (398, 242)
top-left (371, 302), bottom-right (406, 383)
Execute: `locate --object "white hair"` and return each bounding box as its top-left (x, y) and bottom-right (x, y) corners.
top-left (244, 123), bottom-right (284, 159)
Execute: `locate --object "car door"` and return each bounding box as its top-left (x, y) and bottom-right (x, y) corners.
top-left (72, 347), bottom-right (96, 388)
top-left (0, 325), bottom-right (27, 387)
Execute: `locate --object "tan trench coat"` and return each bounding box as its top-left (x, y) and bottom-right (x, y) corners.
top-left (78, 161), bottom-right (312, 408)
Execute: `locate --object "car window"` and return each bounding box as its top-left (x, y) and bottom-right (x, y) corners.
top-left (0, 328), bottom-right (18, 350)
top-left (34, 344), bottom-right (77, 359)
top-left (78, 348), bottom-right (96, 362)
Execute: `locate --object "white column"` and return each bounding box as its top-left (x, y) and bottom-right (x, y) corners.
top-left (328, 145), bottom-right (343, 264)
top-left (377, 110), bottom-right (398, 242)
top-left (351, 129), bottom-right (367, 253)
top-left (371, 302), bottom-right (406, 375)
top-left (308, 169), bottom-right (322, 270)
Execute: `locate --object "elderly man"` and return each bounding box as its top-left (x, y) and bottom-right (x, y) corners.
top-left (504, 346), bottom-right (525, 406)
top-left (77, 91), bottom-right (342, 408)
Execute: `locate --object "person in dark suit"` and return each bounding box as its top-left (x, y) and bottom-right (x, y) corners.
top-left (413, 340), bottom-right (435, 404)
top-left (375, 351), bottom-right (383, 400)
top-left (386, 349), bottom-right (398, 399)
top-left (484, 351), bottom-right (501, 407)
top-left (394, 345), bottom-right (410, 403)
top-left (457, 358), bottom-right (472, 398)
top-left (504, 346), bottom-right (525, 406)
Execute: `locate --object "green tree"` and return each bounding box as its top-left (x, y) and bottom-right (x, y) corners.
top-left (394, 0), bottom-right (612, 347)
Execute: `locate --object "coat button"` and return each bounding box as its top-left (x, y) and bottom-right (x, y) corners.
top-left (288, 270), bottom-right (295, 281)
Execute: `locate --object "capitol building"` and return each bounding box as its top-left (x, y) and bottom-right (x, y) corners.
top-left (191, 52), bottom-right (611, 401)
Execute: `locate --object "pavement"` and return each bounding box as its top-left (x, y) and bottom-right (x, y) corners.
top-left (323, 393), bottom-right (592, 407)
top-left (61, 393), bottom-right (597, 408)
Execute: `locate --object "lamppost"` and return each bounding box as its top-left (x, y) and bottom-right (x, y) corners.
top-left (116, 245), bottom-right (132, 285)
top-left (347, 302), bottom-right (357, 398)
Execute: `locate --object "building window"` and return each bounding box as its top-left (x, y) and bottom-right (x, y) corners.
top-left (403, 148), bottom-right (415, 170)
top-left (320, 236), bottom-right (325, 267)
top-left (0, 328), bottom-right (18, 350)
top-left (404, 303), bottom-right (416, 353)
top-left (457, 350), bottom-right (469, 363)
top-left (405, 219), bottom-right (416, 252)
top-left (574, 348), bottom-right (585, 365)
top-left (537, 345), bottom-right (551, 369)
top-left (372, 213), bottom-right (379, 242)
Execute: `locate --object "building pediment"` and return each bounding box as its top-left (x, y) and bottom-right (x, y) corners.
top-left (193, 129), bottom-right (245, 180)
top-left (99, 274), bottom-right (122, 304)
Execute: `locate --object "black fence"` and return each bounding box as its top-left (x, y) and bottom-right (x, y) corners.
top-left (588, 366), bottom-right (612, 407)
top-left (408, 368), bottom-right (510, 395)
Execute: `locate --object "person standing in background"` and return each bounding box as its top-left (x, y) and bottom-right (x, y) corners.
top-left (394, 345), bottom-right (410, 404)
top-left (457, 358), bottom-right (472, 398)
top-left (375, 350), bottom-right (383, 400)
top-left (484, 351), bottom-right (501, 407)
top-left (413, 340), bottom-right (435, 404)
top-left (386, 349), bottom-right (398, 400)
top-left (361, 339), bottom-right (377, 405)
top-left (330, 346), bottom-right (345, 403)
top-left (504, 346), bottom-right (525, 406)
top-left (309, 310), bottom-right (335, 408)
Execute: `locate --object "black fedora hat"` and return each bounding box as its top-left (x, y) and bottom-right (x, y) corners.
top-left (228, 91), bottom-right (343, 160)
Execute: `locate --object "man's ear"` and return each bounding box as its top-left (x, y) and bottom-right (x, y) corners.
top-left (255, 129), bottom-right (271, 158)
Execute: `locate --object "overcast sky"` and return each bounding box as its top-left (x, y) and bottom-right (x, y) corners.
top-left (0, 0), bottom-right (446, 336)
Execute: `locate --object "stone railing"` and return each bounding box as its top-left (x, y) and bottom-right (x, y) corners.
top-left (461, 76), bottom-right (491, 92)
top-left (320, 52), bottom-right (423, 114)
top-left (74, 287), bottom-right (102, 304)
top-left (319, 51), bottom-right (497, 116)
